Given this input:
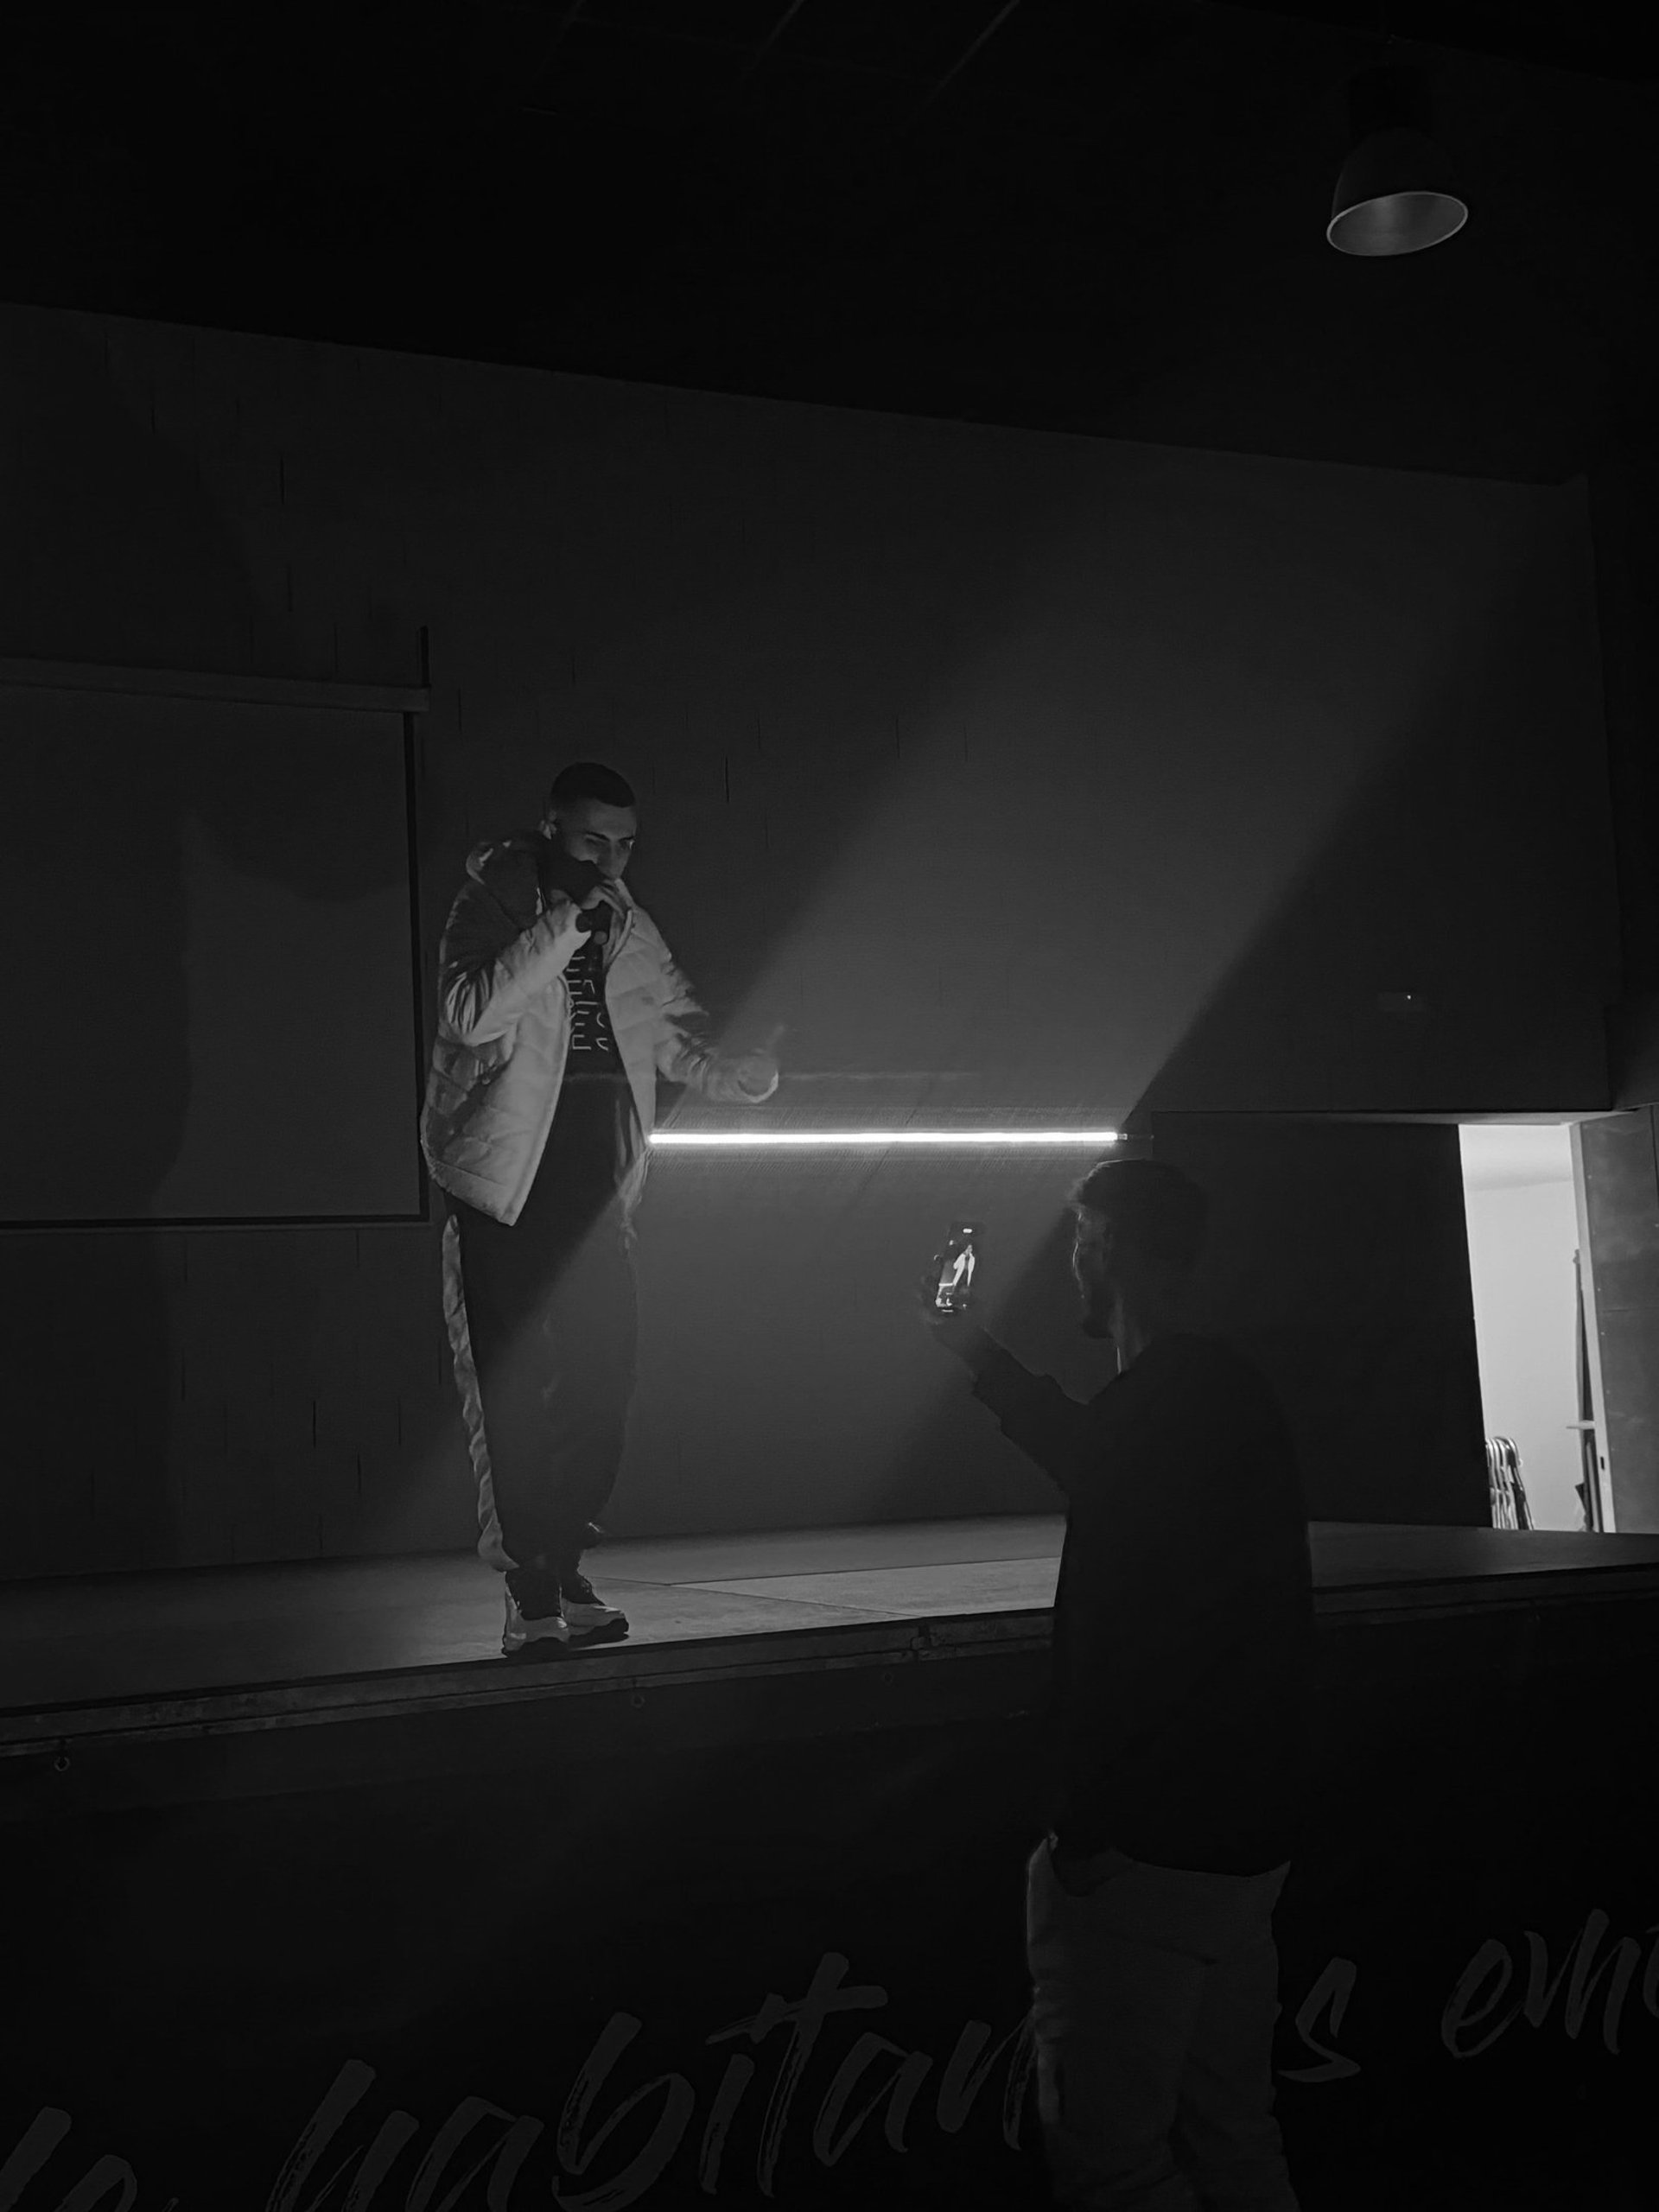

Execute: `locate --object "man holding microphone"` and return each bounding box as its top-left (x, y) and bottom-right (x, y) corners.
top-left (423, 761), bottom-right (779, 1656)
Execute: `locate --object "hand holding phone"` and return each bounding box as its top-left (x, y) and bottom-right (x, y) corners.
top-left (916, 1221), bottom-right (990, 1365)
top-left (931, 1221), bottom-right (982, 1315)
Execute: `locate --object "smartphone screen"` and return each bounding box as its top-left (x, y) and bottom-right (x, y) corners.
top-left (934, 1223), bottom-right (981, 1314)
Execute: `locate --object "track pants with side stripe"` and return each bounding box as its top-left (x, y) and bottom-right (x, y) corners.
top-left (441, 1072), bottom-right (639, 1575)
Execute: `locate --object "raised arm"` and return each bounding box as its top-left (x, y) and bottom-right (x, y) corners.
top-left (922, 1296), bottom-right (1097, 1496)
top-left (436, 874), bottom-right (586, 1046)
top-left (969, 1346), bottom-right (1097, 1497)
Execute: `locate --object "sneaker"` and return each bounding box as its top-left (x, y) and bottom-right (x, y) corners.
top-left (559, 1568), bottom-right (629, 1643)
top-left (501, 1567), bottom-right (573, 1657)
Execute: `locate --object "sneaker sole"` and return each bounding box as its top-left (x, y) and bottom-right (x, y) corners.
top-left (563, 1605), bottom-right (629, 1636)
top-left (501, 1617), bottom-right (630, 1658)
top-left (567, 1615), bottom-right (630, 1646)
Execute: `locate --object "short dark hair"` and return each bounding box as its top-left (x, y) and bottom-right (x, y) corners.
top-left (1069, 1157), bottom-right (1209, 1293)
top-left (546, 761), bottom-right (637, 813)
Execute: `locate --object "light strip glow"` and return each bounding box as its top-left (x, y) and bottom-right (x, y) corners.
top-left (651, 1129), bottom-right (1123, 1148)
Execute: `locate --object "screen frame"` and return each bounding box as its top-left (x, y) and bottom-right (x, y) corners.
top-left (0, 660), bottom-right (433, 1235)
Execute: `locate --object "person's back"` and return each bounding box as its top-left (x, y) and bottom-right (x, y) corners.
top-left (1047, 1332), bottom-right (1314, 1876)
top-left (922, 1155), bottom-right (1309, 2210)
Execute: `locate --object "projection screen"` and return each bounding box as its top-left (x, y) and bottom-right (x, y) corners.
top-left (0, 674), bottom-right (424, 1225)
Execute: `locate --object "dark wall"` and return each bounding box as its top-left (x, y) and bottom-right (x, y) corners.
top-left (0, 690), bottom-right (418, 1225)
top-left (0, 301), bottom-right (1611, 1573)
top-left (1143, 1116), bottom-right (1491, 1526)
top-left (1580, 446), bottom-right (1659, 1535)
top-left (1577, 1109), bottom-right (1659, 1535)
top-left (1588, 450), bottom-right (1659, 1109)
top-left (640, 1113), bottom-right (1492, 1546)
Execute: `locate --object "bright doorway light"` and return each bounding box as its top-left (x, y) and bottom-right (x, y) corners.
top-left (1459, 1123), bottom-right (1583, 1530)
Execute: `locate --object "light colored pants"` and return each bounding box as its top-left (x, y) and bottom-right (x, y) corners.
top-left (1026, 1837), bottom-right (1300, 2212)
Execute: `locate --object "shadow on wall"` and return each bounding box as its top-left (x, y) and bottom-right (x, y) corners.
top-left (0, 313), bottom-right (1611, 1563)
top-left (872, 1114), bottom-right (1491, 1532)
top-left (426, 385), bottom-right (1061, 1080)
top-left (620, 461), bottom-right (1608, 1551)
top-left (0, 320), bottom-right (413, 1572)
top-left (1145, 1115), bottom-right (1491, 1527)
top-left (0, 322), bottom-right (1055, 1572)
top-left (865, 610), bottom-right (1599, 1534)
top-left (1115, 538), bottom-right (1605, 1525)
top-left (1132, 527), bottom-right (1614, 1122)
top-left (853, 536), bottom-right (1608, 1535)
top-left (0, 319), bottom-right (263, 1569)
top-left (418, 405), bottom-right (1071, 1544)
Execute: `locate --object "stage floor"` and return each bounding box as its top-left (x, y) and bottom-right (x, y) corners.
top-left (5, 1516), bottom-right (1659, 1743)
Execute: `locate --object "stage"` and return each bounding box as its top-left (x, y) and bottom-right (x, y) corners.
top-left (3, 1515), bottom-right (1659, 1798)
top-left (3, 1520), bottom-right (1659, 2209)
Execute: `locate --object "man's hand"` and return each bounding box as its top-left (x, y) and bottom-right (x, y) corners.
top-left (569, 881), bottom-right (627, 938)
top-left (915, 1269), bottom-right (993, 1366)
top-left (728, 1021), bottom-right (785, 1103)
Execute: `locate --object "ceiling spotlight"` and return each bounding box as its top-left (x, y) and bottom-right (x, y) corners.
top-left (1327, 62), bottom-right (1467, 257)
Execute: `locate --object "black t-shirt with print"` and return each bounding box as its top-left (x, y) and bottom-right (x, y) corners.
top-left (563, 923), bottom-right (622, 1070)
top-left (514, 917), bottom-right (631, 1232)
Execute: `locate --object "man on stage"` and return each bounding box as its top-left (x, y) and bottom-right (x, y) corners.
top-left (423, 761), bottom-right (779, 1656)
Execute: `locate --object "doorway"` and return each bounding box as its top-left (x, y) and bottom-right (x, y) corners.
top-left (1458, 1122), bottom-right (1594, 1531)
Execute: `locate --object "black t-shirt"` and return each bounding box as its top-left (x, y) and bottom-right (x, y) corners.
top-left (971, 1332), bottom-right (1315, 1874)
top-left (563, 924), bottom-right (622, 1070)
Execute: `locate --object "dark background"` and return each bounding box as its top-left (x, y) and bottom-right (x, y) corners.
top-left (0, 311), bottom-right (1571, 1566)
top-left (0, 689), bottom-right (420, 1224)
top-left (4, 3), bottom-right (1655, 482)
top-left (4, 1589), bottom-right (1656, 2209)
top-left (3, 15), bottom-right (1658, 2210)
top-left (12, 0), bottom-right (1638, 1027)
top-left (0, 1), bottom-right (1653, 1567)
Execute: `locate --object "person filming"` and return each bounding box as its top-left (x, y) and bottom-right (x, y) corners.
top-left (920, 1156), bottom-right (1314, 2212)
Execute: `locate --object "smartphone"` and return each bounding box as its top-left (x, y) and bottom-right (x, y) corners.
top-left (933, 1222), bottom-right (982, 1316)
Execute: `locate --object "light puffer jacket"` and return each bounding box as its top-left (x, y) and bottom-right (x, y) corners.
top-left (422, 830), bottom-right (772, 1224)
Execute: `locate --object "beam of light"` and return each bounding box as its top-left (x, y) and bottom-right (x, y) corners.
top-left (651, 1128), bottom-right (1123, 1148)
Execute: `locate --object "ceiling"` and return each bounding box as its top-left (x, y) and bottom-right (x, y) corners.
top-left (3, 3), bottom-right (1656, 480)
